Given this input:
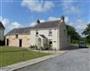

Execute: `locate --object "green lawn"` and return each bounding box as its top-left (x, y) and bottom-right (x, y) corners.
top-left (71, 43), bottom-right (90, 48)
top-left (0, 46), bottom-right (49, 67)
top-left (87, 44), bottom-right (90, 48)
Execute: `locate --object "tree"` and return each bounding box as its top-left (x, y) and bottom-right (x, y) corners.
top-left (66, 25), bottom-right (81, 43)
top-left (82, 24), bottom-right (90, 43)
top-left (83, 24), bottom-right (90, 35)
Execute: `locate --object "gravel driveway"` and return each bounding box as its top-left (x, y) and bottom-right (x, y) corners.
top-left (16, 48), bottom-right (90, 71)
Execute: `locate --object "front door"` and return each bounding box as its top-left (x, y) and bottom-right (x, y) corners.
top-left (7, 39), bottom-right (9, 46)
top-left (19, 39), bottom-right (22, 47)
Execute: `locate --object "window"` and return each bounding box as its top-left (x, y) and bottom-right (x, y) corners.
top-left (36, 31), bottom-right (38, 36)
top-left (36, 32), bottom-right (38, 35)
top-left (48, 29), bottom-right (52, 36)
top-left (49, 41), bottom-right (52, 44)
top-left (49, 41), bottom-right (53, 48)
top-left (16, 34), bottom-right (18, 38)
top-left (7, 39), bottom-right (9, 46)
top-left (54, 41), bottom-right (56, 43)
top-left (49, 39), bottom-right (52, 44)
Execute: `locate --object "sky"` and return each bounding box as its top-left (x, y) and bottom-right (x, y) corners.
top-left (0, 0), bottom-right (90, 36)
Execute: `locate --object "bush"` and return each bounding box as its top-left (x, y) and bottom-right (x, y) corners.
top-left (30, 45), bottom-right (37, 50)
top-left (30, 44), bottom-right (52, 50)
top-left (70, 40), bottom-right (79, 44)
top-left (86, 36), bottom-right (90, 44)
top-left (42, 44), bottom-right (52, 50)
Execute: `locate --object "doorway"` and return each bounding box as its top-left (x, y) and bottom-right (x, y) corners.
top-left (19, 39), bottom-right (22, 47)
top-left (7, 39), bottom-right (9, 46)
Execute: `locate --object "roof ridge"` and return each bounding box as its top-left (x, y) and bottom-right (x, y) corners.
top-left (13, 26), bottom-right (33, 30)
top-left (6, 19), bottom-right (63, 36)
top-left (38, 19), bottom-right (60, 24)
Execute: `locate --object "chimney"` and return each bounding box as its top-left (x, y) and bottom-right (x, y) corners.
top-left (61, 16), bottom-right (64, 22)
top-left (37, 19), bottom-right (40, 24)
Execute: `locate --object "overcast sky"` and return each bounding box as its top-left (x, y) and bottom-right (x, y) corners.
top-left (0, 0), bottom-right (90, 35)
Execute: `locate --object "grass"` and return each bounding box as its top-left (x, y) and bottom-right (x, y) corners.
top-left (87, 44), bottom-right (90, 48)
top-left (71, 43), bottom-right (90, 48)
top-left (0, 46), bottom-right (50, 67)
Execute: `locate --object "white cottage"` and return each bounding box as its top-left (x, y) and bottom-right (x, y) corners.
top-left (30, 16), bottom-right (68, 50)
top-left (6, 16), bottom-right (69, 50)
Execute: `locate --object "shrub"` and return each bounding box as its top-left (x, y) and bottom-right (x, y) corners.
top-left (30, 45), bottom-right (37, 50)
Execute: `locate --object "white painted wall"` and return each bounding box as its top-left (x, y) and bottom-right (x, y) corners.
top-left (58, 22), bottom-right (68, 49)
top-left (30, 28), bottom-right (59, 50)
top-left (30, 22), bottom-right (68, 50)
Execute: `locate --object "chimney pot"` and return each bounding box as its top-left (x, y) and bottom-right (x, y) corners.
top-left (61, 16), bottom-right (64, 22)
top-left (37, 19), bottom-right (40, 24)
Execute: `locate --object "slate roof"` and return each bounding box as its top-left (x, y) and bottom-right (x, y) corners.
top-left (6, 27), bottom-right (32, 35)
top-left (6, 20), bottom-right (63, 35)
top-left (0, 21), bottom-right (5, 29)
top-left (33, 20), bottom-right (60, 29)
top-left (40, 35), bottom-right (47, 39)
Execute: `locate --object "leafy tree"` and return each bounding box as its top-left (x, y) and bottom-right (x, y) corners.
top-left (66, 25), bottom-right (81, 43)
top-left (83, 24), bottom-right (90, 35)
top-left (82, 24), bottom-right (90, 43)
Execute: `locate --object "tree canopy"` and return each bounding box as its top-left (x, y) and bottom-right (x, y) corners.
top-left (82, 24), bottom-right (90, 44)
top-left (82, 24), bottom-right (90, 36)
top-left (66, 25), bottom-right (80, 43)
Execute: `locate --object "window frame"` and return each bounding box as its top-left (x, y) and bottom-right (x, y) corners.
top-left (48, 29), bottom-right (52, 36)
top-left (16, 34), bottom-right (18, 38)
